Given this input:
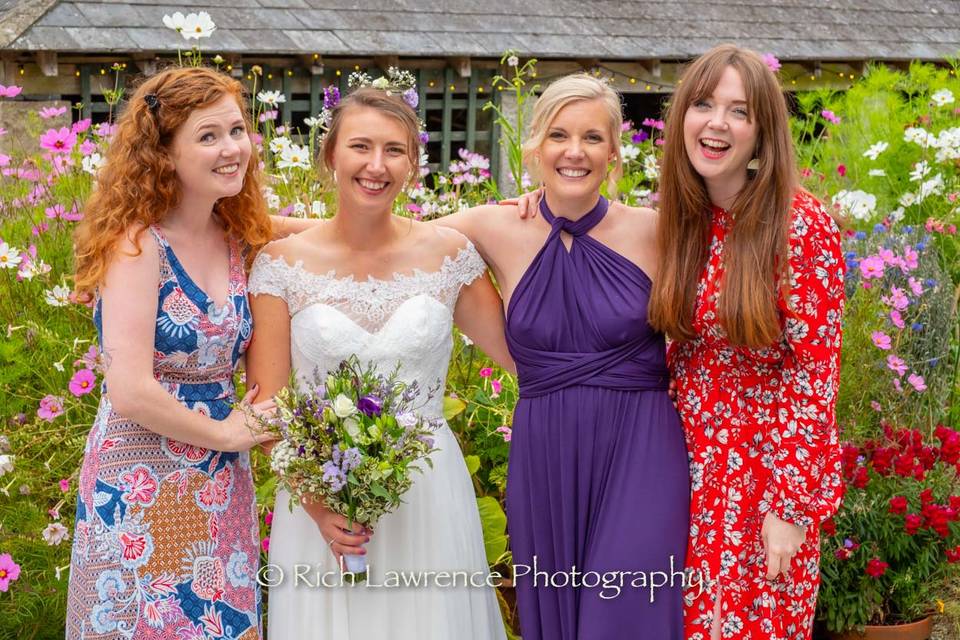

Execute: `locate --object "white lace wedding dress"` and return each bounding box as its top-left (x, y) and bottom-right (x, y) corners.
top-left (247, 239), bottom-right (506, 640)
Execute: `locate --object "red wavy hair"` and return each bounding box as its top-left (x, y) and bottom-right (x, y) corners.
top-left (74, 66), bottom-right (272, 302)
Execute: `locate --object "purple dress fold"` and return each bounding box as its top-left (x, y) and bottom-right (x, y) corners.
top-left (505, 196), bottom-right (689, 640)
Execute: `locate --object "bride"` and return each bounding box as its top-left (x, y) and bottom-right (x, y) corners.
top-left (245, 86), bottom-right (513, 638)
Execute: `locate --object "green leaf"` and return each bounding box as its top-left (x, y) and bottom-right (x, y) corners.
top-left (370, 482), bottom-right (390, 500)
top-left (443, 396), bottom-right (467, 420)
top-left (477, 496), bottom-right (508, 565)
top-left (464, 455), bottom-right (481, 476)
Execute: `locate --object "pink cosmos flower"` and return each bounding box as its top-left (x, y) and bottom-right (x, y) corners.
top-left (890, 309), bottom-right (905, 329)
top-left (71, 118), bottom-right (91, 134)
top-left (491, 378), bottom-right (503, 396)
top-left (0, 553), bottom-right (21, 591)
top-left (886, 355), bottom-right (907, 376)
top-left (908, 277), bottom-right (924, 296)
top-left (265, 511), bottom-right (273, 526)
top-left (496, 425), bottom-right (513, 442)
top-left (68, 368), bottom-right (96, 396)
top-left (871, 331), bottom-right (892, 350)
top-left (37, 394), bottom-right (65, 421)
top-left (261, 537), bottom-right (270, 552)
top-left (870, 401), bottom-right (882, 412)
top-left (0, 154), bottom-right (9, 168)
top-left (39, 106), bottom-right (67, 119)
top-left (79, 139), bottom-right (97, 156)
top-left (837, 164), bottom-right (846, 177)
top-left (882, 286), bottom-right (909, 311)
top-left (94, 122), bottom-right (116, 138)
top-left (74, 345), bottom-right (99, 370)
top-left (859, 255), bottom-right (884, 279)
top-left (907, 373), bottom-right (927, 392)
top-left (901, 246), bottom-right (919, 271)
top-left (877, 247), bottom-right (896, 265)
top-left (0, 84), bottom-right (23, 98)
top-left (761, 53), bottom-right (781, 72)
top-left (0, 127), bottom-right (6, 136)
top-left (59, 478), bottom-right (70, 492)
top-left (821, 109), bottom-right (841, 124)
top-left (479, 367), bottom-right (493, 378)
top-left (39, 127), bottom-right (77, 154)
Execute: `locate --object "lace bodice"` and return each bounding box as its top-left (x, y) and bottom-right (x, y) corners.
top-left (248, 241), bottom-right (487, 418)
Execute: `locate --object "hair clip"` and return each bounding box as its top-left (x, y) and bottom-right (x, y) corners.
top-left (144, 93), bottom-right (160, 113)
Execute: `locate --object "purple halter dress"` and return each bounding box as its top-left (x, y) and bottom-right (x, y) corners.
top-left (505, 195), bottom-right (689, 640)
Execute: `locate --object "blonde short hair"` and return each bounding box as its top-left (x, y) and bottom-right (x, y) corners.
top-left (521, 73), bottom-right (624, 196)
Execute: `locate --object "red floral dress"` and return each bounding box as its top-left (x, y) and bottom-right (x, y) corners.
top-left (669, 191), bottom-right (845, 639)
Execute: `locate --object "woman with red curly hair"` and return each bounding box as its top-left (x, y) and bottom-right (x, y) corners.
top-left (67, 66), bottom-right (294, 639)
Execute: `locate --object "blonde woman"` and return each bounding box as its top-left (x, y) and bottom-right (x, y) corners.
top-left (438, 74), bottom-right (688, 639)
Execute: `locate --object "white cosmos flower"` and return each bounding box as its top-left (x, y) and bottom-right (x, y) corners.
top-left (42, 522), bottom-right (69, 546)
top-left (269, 136), bottom-right (292, 154)
top-left (0, 242), bottom-right (21, 269)
top-left (909, 160), bottom-right (931, 182)
top-left (304, 115), bottom-right (323, 128)
top-left (45, 284), bottom-right (71, 307)
top-left (181, 12), bottom-right (215, 40)
top-left (277, 144), bottom-right (311, 170)
top-left (888, 207), bottom-right (905, 222)
top-left (931, 88), bottom-right (955, 107)
top-left (0, 454), bottom-right (13, 476)
top-left (620, 145), bottom-right (640, 162)
top-left (904, 127), bottom-right (934, 147)
top-left (832, 189), bottom-right (877, 221)
top-left (311, 200), bottom-right (326, 216)
top-left (862, 141), bottom-right (888, 160)
top-left (257, 90), bottom-right (286, 106)
top-left (162, 11), bottom-right (186, 33)
top-left (82, 153), bottom-right (105, 175)
top-left (933, 127), bottom-right (960, 163)
top-left (899, 192), bottom-right (917, 207)
top-left (916, 173), bottom-right (944, 202)
top-left (868, 169), bottom-right (886, 177)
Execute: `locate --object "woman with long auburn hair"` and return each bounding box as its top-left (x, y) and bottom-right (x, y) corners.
top-left (67, 66), bottom-right (307, 639)
top-left (650, 45), bottom-right (845, 639)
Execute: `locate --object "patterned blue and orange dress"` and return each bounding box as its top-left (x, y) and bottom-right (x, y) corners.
top-left (66, 226), bottom-right (260, 640)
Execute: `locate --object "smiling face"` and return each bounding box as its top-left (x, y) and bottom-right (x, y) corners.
top-left (536, 98), bottom-right (616, 201)
top-left (168, 94), bottom-right (251, 204)
top-left (682, 65), bottom-right (758, 201)
top-left (327, 105), bottom-right (413, 213)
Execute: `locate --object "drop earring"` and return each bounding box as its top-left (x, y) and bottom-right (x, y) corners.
top-left (746, 158), bottom-right (759, 171)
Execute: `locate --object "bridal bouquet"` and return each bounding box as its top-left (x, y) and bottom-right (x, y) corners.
top-left (264, 356), bottom-right (440, 578)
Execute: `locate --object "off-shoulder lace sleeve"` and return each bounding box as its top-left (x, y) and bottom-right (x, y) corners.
top-left (248, 252), bottom-right (291, 302)
top-left (447, 240), bottom-right (488, 288)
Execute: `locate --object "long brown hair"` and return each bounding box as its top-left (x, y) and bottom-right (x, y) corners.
top-left (649, 44), bottom-right (797, 348)
top-left (74, 66), bottom-right (272, 303)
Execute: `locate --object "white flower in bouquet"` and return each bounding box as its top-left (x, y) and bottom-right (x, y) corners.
top-left (258, 90), bottom-right (286, 106)
top-left (269, 136), bottom-right (292, 154)
top-left (620, 144), bottom-right (640, 162)
top-left (332, 394), bottom-right (357, 418)
top-left (277, 144), bottom-right (311, 170)
top-left (643, 154), bottom-right (659, 180)
top-left (0, 455), bottom-right (14, 476)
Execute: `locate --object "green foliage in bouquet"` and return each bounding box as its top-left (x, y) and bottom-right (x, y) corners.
top-left (266, 356), bottom-right (439, 529)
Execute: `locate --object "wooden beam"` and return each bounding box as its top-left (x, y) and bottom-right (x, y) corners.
top-left (374, 55), bottom-right (399, 73)
top-left (34, 51), bottom-right (57, 77)
top-left (448, 56), bottom-right (471, 79)
top-left (576, 58), bottom-right (600, 71)
top-left (639, 59), bottom-right (661, 78)
top-left (131, 54), bottom-right (157, 76)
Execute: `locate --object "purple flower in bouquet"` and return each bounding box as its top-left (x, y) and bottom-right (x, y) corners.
top-left (322, 460), bottom-right (346, 492)
top-left (324, 86), bottom-right (340, 110)
top-left (631, 131), bottom-right (649, 144)
top-left (341, 447), bottom-right (362, 472)
top-left (358, 395), bottom-right (382, 417)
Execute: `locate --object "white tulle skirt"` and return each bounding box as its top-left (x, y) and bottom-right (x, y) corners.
top-left (266, 423), bottom-right (507, 639)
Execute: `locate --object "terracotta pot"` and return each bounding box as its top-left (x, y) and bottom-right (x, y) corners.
top-left (828, 616), bottom-right (933, 640)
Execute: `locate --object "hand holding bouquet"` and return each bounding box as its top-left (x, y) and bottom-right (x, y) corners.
top-left (263, 356), bottom-right (440, 578)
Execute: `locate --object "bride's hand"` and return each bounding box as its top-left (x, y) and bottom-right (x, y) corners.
top-left (301, 498), bottom-right (371, 565)
top-left (498, 188), bottom-right (543, 218)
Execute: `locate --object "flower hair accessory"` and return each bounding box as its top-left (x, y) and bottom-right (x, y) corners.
top-left (143, 93), bottom-right (161, 113)
top-left (347, 67), bottom-right (419, 110)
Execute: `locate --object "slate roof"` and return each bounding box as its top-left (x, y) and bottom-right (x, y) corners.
top-left (3, 0), bottom-right (960, 61)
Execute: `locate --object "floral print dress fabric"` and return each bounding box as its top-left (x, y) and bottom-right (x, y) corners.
top-left (671, 192), bottom-right (845, 639)
top-left (65, 226), bottom-right (260, 640)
